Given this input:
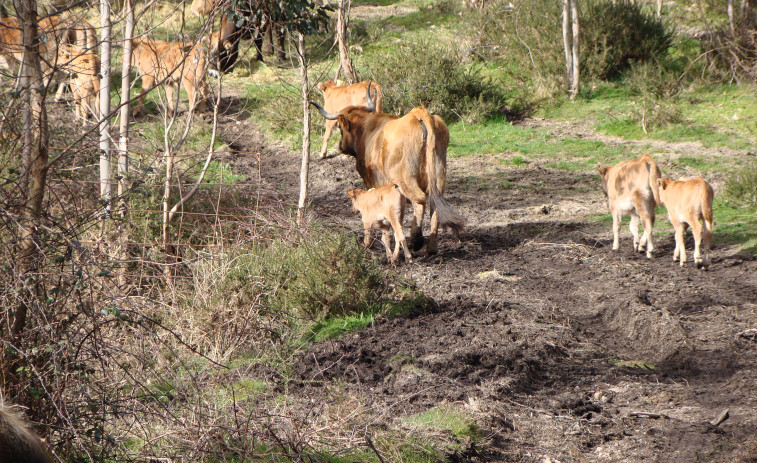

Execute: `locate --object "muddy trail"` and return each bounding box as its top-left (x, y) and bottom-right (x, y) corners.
top-left (215, 95), bottom-right (757, 462)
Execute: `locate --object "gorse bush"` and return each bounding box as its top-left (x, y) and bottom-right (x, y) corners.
top-left (581, 0), bottom-right (673, 79)
top-left (365, 40), bottom-right (507, 123)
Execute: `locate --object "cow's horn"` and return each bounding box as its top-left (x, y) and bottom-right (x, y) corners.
top-left (310, 101), bottom-right (339, 120)
top-left (365, 83), bottom-right (375, 112)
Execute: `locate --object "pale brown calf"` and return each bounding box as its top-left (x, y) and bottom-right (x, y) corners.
top-left (132, 37), bottom-right (208, 116)
top-left (347, 183), bottom-right (413, 264)
top-left (597, 154), bottom-right (661, 258)
top-left (58, 44), bottom-right (100, 123)
top-left (657, 177), bottom-right (714, 269)
top-left (316, 80), bottom-right (382, 159)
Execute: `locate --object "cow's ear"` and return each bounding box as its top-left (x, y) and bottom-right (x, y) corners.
top-left (658, 178), bottom-right (668, 190)
top-left (337, 115), bottom-right (350, 131)
top-left (597, 164), bottom-right (607, 175)
top-left (346, 189), bottom-right (355, 199)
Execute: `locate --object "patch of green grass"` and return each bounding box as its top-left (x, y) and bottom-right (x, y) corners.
top-left (510, 155), bottom-right (529, 166)
top-left (610, 359), bottom-right (658, 370)
top-left (712, 198), bottom-right (757, 253)
top-left (403, 407), bottom-right (480, 442)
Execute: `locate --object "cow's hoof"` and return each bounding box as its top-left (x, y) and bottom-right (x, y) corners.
top-left (696, 261), bottom-right (704, 270)
top-left (424, 248), bottom-right (437, 258)
top-left (410, 234), bottom-right (425, 252)
top-left (681, 262), bottom-right (687, 268)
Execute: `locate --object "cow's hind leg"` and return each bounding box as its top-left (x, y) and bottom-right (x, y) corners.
top-left (675, 224), bottom-right (687, 268)
top-left (410, 202), bottom-right (425, 252)
top-left (319, 120), bottom-right (337, 159)
top-left (629, 213), bottom-right (641, 252)
top-left (691, 217), bottom-right (705, 269)
top-left (380, 224), bottom-right (394, 263)
top-left (611, 210), bottom-right (621, 251)
top-left (426, 203), bottom-right (439, 257)
top-left (134, 74), bottom-right (156, 116)
top-left (389, 207), bottom-right (412, 264)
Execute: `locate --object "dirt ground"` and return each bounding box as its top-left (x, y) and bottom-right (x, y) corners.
top-left (213, 94), bottom-right (757, 462)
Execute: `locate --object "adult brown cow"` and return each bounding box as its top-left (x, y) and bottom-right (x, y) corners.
top-left (316, 80), bottom-right (382, 159)
top-left (311, 87), bottom-right (465, 256)
top-left (597, 154), bottom-right (661, 258)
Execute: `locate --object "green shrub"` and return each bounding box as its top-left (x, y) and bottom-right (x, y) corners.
top-left (723, 163), bottom-right (757, 208)
top-left (364, 39), bottom-right (507, 123)
top-left (581, 0), bottom-right (673, 80)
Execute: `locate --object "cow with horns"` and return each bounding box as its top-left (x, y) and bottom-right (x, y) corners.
top-left (310, 86), bottom-right (465, 256)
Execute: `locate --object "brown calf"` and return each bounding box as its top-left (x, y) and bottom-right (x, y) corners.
top-left (132, 37), bottom-right (208, 116)
top-left (347, 183), bottom-right (413, 264)
top-left (597, 154), bottom-right (661, 258)
top-left (316, 80), bottom-right (383, 158)
top-left (657, 177), bottom-right (714, 269)
top-left (58, 44), bottom-right (100, 123)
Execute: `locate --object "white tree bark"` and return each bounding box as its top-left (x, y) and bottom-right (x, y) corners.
top-left (297, 32), bottom-right (310, 226)
top-left (570, 0), bottom-right (580, 98)
top-left (99, 0), bottom-right (112, 214)
top-left (335, 0), bottom-right (356, 83)
top-left (118, 0), bottom-right (134, 211)
top-left (562, 0), bottom-right (572, 87)
top-left (727, 0), bottom-right (735, 36)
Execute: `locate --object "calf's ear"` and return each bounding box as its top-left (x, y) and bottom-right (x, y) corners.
top-left (346, 189), bottom-right (355, 199)
top-left (597, 164), bottom-right (607, 176)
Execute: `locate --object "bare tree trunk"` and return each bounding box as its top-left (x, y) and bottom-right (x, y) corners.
top-left (99, 0), bottom-right (112, 215)
top-left (11, 0), bottom-right (49, 336)
top-left (562, 0), bottom-right (572, 88)
top-left (657, 0), bottom-right (662, 17)
top-left (569, 0), bottom-right (580, 98)
top-left (297, 32), bottom-right (310, 226)
top-left (118, 0), bottom-right (134, 212)
top-left (335, 0), bottom-right (356, 83)
top-left (727, 0), bottom-right (736, 36)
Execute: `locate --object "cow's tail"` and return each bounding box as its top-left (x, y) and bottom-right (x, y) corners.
top-left (416, 106), bottom-right (466, 236)
top-left (372, 82), bottom-right (383, 113)
top-left (701, 179), bottom-right (714, 234)
top-left (647, 156), bottom-right (662, 206)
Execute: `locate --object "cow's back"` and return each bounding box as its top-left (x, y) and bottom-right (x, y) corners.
top-left (324, 81), bottom-right (381, 113)
top-left (606, 155), bottom-right (658, 212)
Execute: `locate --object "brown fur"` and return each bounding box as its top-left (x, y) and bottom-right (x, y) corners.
top-left (0, 16), bottom-right (23, 75)
top-left (132, 36), bottom-right (208, 116)
top-left (190, 0), bottom-right (220, 16)
top-left (597, 154), bottom-right (661, 258)
top-left (317, 80), bottom-right (383, 158)
top-left (0, 15), bottom-right (96, 102)
top-left (0, 404), bottom-right (51, 463)
top-left (657, 177), bottom-right (714, 269)
top-left (347, 184), bottom-right (413, 264)
top-left (319, 103), bottom-right (465, 256)
top-left (58, 43), bottom-right (100, 123)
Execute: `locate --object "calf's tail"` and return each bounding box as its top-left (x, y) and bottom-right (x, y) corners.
top-left (647, 159), bottom-right (662, 206)
top-left (702, 180), bottom-right (714, 233)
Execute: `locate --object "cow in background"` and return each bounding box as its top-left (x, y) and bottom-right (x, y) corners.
top-left (311, 86), bottom-right (465, 256)
top-left (657, 177), bottom-right (714, 269)
top-left (57, 43), bottom-right (100, 123)
top-left (597, 154), bottom-right (661, 258)
top-left (316, 80), bottom-right (382, 159)
top-left (132, 36), bottom-right (209, 116)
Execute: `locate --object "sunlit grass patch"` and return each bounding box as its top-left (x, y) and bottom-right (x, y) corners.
top-left (403, 407), bottom-right (480, 442)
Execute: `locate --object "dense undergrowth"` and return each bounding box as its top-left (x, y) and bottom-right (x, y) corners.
top-left (1, 0), bottom-right (756, 461)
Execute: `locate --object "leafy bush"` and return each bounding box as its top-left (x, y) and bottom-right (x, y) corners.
top-left (723, 163), bottom-right (757, 208)
top-left (581, 0), bottom-right (673, 79)
top-left (364, 39), bottom-right (507, 123)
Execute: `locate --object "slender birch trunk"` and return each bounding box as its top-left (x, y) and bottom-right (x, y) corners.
top-left (727, 0), bottom-right (735, 36)
top-left (569, 0), bottom-right (580, 98)
top-left (335, 0), bottom-right (356, 83)
top-left (297, 32), bottom-right (310, 226)
top-left (656, 0), bottom-right (662, 17)
top-left (562, 0), bottom-right (572, 88)
top-left (11, 0), bottom-right (49, 336)
top-left (118, 0), bottom-right (134, 212)
top-left (99, 0), bottom-right (112, 216)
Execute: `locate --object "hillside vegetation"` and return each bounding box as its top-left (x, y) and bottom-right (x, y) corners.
top-left (0, 0), bottom-right (756, 461)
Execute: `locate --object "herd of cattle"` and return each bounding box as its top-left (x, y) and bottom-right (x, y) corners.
top-left (0, 12), bottom-right (715, 269)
